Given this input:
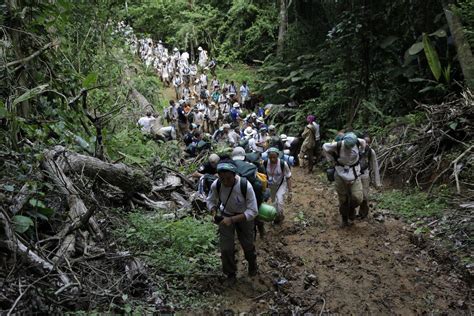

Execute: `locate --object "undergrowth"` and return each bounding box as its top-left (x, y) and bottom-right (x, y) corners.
top-left (215, 63), bottom-right (262, 93)
top-left (115, 212), bottom-right (219, 275)
top-left (375, 189), bottom-right (448, 220)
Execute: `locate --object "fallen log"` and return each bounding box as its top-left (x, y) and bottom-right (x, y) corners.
top-left (123, 66), bottom-right (156, 113)
top-left (46, 146), bottom-right (152, 194)
top-left (42, 149), bottom-right (103, 239)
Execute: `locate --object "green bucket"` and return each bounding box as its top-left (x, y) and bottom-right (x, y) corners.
top-left (258, 203), bottom-right (277, 222)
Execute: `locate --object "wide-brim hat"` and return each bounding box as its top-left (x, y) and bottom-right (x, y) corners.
top-left (244, 127), bottom-right (256, 136)
top-left (217, 162), bottom-right (237, 173)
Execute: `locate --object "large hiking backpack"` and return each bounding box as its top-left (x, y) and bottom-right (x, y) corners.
top-left (200, 174), bottom-right (218, 196)
top-left (216, 160), bottom-right (265, 207)
top-left (326, 140), bottom-right (362, 182)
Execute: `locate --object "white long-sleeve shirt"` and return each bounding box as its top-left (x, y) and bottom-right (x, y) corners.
top-left (206, 175), bottom-right (258, 221)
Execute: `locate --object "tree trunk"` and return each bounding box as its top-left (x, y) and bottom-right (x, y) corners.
top-left (46, 146), bottom-right (153, 194)
top-left (277, 0), bottom-right (288, 57)
top-left (442, 1), bottom-right (474, 90)
top-left (123, 67), bottom-right (155, 113)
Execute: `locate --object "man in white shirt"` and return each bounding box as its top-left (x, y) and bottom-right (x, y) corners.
top-left (207, 161), bottom-right (258, 283)
top-left (198, 46), bottom-right (208, 69)
top-left (239, 81), bottom-right (250, 106)
top-left (323, 132), bottom-right (366, 227)
top-left (137, 112), bottom-right (155, 134)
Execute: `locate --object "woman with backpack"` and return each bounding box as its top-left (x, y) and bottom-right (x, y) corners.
top-left (265, 147), bottom-right (292, 224)
top-left (298, 115), bottom-right (318, 172)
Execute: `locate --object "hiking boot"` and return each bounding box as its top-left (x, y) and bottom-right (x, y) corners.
top-left (348, 206), bottom-right (356, 221)
top-left (223, 274), bottom-right (237, 287)
top-left (359, 201), bottom-right (369, 219)
top-left (248, 261), bottom-right (258, 277)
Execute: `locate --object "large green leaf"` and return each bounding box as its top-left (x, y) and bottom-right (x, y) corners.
top-left (422, 33), bottom-right (442, 81)
top-left (408, 42), bottom-right (424, 55)
top-left (12, 215), bottom-right (34, 233)
top-left (12, 84), bottom-right (49, 106)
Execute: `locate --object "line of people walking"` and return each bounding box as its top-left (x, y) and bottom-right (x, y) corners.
top-left (120, 21), bottom-right (382, 285)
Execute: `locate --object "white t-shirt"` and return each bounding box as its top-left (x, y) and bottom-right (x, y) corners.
top-left (265, 158), bottom-right (292, 187)
top-left (194, 112), bottom-right (204, 126)
top-left (137, 116), bottom-right (155, 133)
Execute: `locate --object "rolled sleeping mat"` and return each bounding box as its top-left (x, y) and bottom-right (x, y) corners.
top-left (258, 203), bottom-right (277, 222)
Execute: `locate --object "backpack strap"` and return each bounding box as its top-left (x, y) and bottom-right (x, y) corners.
top-left (240, 177), bottom-right (247, 199)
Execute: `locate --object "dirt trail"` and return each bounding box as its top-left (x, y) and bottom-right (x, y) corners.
top-left (207, 167), bottom-right (471, 314)
top-left (158, 84), bottom-right (470, 314)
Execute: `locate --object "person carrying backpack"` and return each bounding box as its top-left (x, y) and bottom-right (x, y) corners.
top-left (298, 115), bottom-right (318, 172)
top-left (206, 161), bottom-right (259, 285)
top-left (264, 147), bottom-right (292, 224)
top-left (323, 132), bottom-right (367, 227)
top-left (232, 147), bottom-right (268, 238)
top-left (359, 134), bottom-right (381, 218)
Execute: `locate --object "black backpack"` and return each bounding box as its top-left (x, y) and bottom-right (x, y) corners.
top-left (200, 88), bottom-right (207, 100)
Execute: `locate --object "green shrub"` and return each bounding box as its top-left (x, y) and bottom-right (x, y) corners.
top-left (375, 189), bottom-right (448, 219)
top-left (116, 213), bottom-right (219, 274)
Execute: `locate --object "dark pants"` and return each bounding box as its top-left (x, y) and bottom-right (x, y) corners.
top-left (218, 219), bottom-right (256, 277)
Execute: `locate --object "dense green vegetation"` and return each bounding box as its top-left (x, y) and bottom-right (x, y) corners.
top-left (123, 0), bottom-right (474, 136)
top-left (1, 1), bottom-right (473, 313)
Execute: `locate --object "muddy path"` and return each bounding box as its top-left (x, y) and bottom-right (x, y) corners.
top-left (201, 167), bottom-right (471, 314)
top-left (157, 84), bottom-right (470, 314)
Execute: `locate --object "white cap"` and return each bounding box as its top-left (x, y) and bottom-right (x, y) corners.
top-left (209, 154), bottom-right (220, 163)
top-left (233, 102), bottom-right (240, 108)
top-left (251, 113), bottom-right (257, 118)
top-left (244, 127), bottom-right (256, 136)
top-left (159, 40), bottom-right (162, 43)
top-left (268, 125), bottom-right (276, 131)
top-left (198, 46), bottom-right (203, 51)
top-left (257, 117), bottom-right (264, 123)
top-left (223, 124), bottom-right (231, 129)
top-left (232, 147), bottom-right (246, 161)
top-left (280, 134), bottom-right (288, 142)
top-left (173, 47), bottom-right (178, 51)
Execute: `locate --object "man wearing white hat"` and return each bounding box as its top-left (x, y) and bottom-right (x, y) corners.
top-left (230, 102), bottom-right (242, 123)
top-left (206, 101), bottom-right (219, 134)
top-left (173, 47), bottom-right (180, 61)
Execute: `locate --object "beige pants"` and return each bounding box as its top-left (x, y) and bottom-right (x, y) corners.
top-left (335, 174), bottom-right (363, 221)
top-left (335, 174), bottom-right (363, 206)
